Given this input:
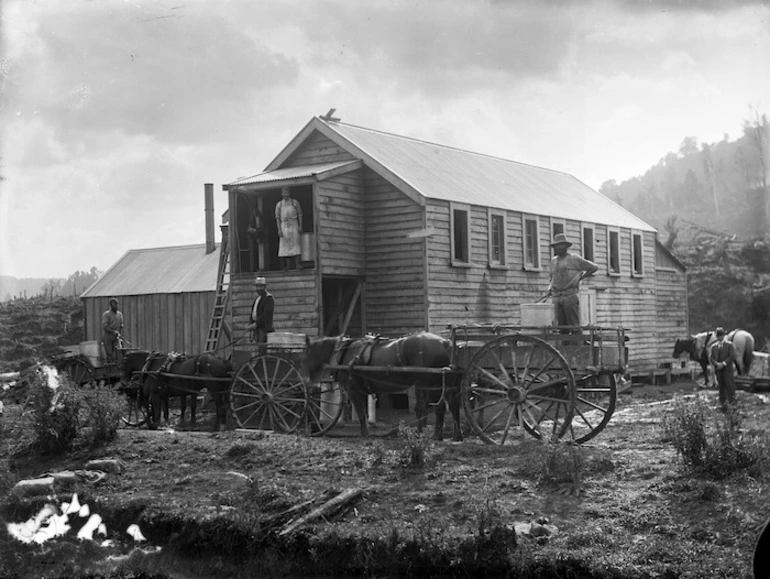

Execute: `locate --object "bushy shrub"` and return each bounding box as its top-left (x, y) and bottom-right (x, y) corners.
top-left (661, 395), bottom-right (768, 479)
top-left (78, 385), bottom-right (124, 447)
top-left (27, 369), bottom-right (81, 454)
top-left (396, 422), bottom-right (434, 470)
top-left (538, 438), bottom-right (584, 488)
top-left (661, 395), bottom-right (708, 467)
top-left (25, 368), bottom-right (123, 454)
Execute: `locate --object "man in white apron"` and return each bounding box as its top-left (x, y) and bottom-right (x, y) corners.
top-left (275, 186), bottom-right (303, 270)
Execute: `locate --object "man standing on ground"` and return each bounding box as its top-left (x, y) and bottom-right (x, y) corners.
top-left (101, 298), bottom-right (124, 365)
top-left (248, 276), bottom-right (275, 353)
top-left (548, 233), bottom-right (598, 330)
top-left (709, 327), bottom-right (736, 411)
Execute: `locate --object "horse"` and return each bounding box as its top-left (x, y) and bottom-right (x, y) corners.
top-left (305, 331), bottom-right (463, 441)
top-left (123, 350), bottom-right (232, 430)
top-left (673, 331), bottom-right (715, 387)
top-left (673, 329), bottom-right (755, 386)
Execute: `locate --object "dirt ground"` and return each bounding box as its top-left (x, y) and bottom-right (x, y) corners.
top-left (1, 378), bottom-right (769, 578)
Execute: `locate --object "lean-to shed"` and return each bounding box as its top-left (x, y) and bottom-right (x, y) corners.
top-left (80, 242), bottom-right (220, 355)
top-left (221, 115), bottom-right (688, 376)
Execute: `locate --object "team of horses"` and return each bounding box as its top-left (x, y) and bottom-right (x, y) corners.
top-left (121, 350), bottom-right (232, 430)
top-left (672, 328), bottom-right (755, 386)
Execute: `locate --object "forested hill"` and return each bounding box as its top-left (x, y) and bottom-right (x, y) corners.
top-left (599, 114), bottom-right (768, 241)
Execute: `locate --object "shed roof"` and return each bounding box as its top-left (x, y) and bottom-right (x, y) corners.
top-left (81, 243), bottom-right (219, 297)
top-left (227, 160), bottom-right (360, 187)
top-left (259, 117), bottom-right (655, 232)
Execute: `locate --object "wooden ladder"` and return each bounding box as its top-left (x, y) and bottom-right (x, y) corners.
top-left (204, 231), bottom-right (231, 353)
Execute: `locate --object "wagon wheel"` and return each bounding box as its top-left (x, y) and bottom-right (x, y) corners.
top-left (119, 376), bottom-right (148, 427)
top-left (305, 378), bottom-right (345, 436)
top-left (64, 358), bottom-right (97, 387)
top-left (566, 370), bottom-right (617, 444)
top-left (230, 353), bottom-right (307, 433)
top-left (461, 334), bottom-right (576, 445)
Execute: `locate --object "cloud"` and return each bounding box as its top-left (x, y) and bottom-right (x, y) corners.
top-left (4, 0), bottom-right (299, 145)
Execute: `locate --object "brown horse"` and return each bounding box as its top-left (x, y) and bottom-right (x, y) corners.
top-left (124, 350), bottom-right (232, 430)
top-left (305, 331), bottom-right (463, 441)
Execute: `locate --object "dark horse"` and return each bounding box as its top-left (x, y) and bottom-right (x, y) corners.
top-left (673, 329), bottom-right (755, 386)
top-left (305, 331), bottom-right (463, 441)
top-left (123, 350), bottom-right (232, 430)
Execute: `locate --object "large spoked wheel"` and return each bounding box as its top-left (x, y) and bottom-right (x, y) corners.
top-left (64, 358), bottom-right (96, 387)
top-left (461, 334), bottom-right (576, 445)
top-left (230, 354), bottom-right (307, 432)
top-left (119, 377), bottom-right (148, 427)
top-left (566, 371), bottom-right (617, 443)
top-left (305, 378), bottom-right (345, 436)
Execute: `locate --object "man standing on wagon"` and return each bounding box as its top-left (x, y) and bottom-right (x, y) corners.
top-left (248, 276), bottom-right (274, 353)
top-left (101, 297), bottom-right (124, 366)
top-left (548, 233), bottom-right (598, 334)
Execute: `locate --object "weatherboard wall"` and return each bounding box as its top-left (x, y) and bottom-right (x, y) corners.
top-left (228, 273), bottom-right (320, 356)
top-left (423, 202), bottom-right (667, 373)
top-left (361, 168), bottom-right (427, 336)
top-left (83, 292), bottom-right (215, 356)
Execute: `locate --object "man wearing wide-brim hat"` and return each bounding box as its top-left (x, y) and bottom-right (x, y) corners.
top-left (248, 276), bottom-right (275, 351)
top-left (547, 233), bottom-right (598, 331)
top-left (708, 326), bottom-right (736, 411)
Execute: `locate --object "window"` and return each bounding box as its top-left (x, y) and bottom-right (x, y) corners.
top-left (450, 203), bottom-right (471, 265)
top-left (582, 224), bottom-right (595, 262)
top-left (522, 215), bottom-right (541, 270)
top-left (607, 228), bottom-right (620, 275)
top-left (488, 210), bottom-right (506, 267)
top-left (550, 218), bottom-right (565, 240)
top-left (631, 232), bottom-right (644, 276)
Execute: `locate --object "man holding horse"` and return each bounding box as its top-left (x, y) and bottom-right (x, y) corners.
top-left (248, 276), bottom-right (274, 352)
top-left (709, 327), bottom-right (736, 411)
top-left (101, 298), bottom-right (124, 365)
top-left (548, 233), bottom-right (598, 331)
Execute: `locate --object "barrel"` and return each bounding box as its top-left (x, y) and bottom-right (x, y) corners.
top-left (300, 232), bottom-right (316, 264)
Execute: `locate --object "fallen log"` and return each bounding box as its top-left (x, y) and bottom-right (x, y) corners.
top-left (260, 499), bottom-right (315, 530)
top-left (280, 488), bottom-right (364, 536)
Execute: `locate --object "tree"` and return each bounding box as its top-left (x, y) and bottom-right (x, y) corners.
top-left (741, 108), bottom-right (769, 225)
top-left (701, 143), bottom-right (720, 220)
top-left (679, 136), bottom-right (699, 157)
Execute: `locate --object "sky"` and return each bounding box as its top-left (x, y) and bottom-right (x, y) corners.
top-left (0, 0), bottom-right (768, 279)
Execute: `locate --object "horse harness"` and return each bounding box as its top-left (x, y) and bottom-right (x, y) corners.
top-left (327, 334), bottom-right (445, 394)
top-left (141, 352), bottom-right (211, 396)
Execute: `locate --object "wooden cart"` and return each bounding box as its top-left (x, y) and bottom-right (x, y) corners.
top-left (227, 325), bottom-right (628, 445)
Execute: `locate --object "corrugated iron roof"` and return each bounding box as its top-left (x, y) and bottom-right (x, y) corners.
top-left (261, 117), bottom-right (655, 232)
top-left (226, 160), bottom-right (357, 187)
top-left (323, 121), bottom-right (655, 232)
top-left (81, 243), bottom-right (220, 297)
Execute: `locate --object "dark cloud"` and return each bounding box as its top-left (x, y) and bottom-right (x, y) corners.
top-left (6, 2), bottom-right (299, 143)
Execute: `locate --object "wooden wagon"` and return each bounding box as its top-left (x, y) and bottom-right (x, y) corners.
top-left (228, 324), bottom-right (629, 445)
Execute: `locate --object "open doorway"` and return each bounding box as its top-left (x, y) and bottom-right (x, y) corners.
top-left (234, 185), bottom-right (315, 273)
top-left (322, 277), bottom-right (364, 337)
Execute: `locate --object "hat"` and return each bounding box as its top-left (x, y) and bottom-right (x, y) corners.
top-left (715, 327), bottom-right (726, 337)
top-left (550, 233), bottom-right (572, 247)
top-left (109, 298), bottom-right (118, 305)
top-left (254, 276), bottom-right (267, 286)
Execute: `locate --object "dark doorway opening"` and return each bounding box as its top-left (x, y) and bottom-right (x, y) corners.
top-left (322, 277), bottom-right (364, 337)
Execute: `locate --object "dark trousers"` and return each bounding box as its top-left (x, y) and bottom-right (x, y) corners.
top-left (102, 335), bottom-right (118, 364)
top-left (553, 294), bottom-right (581, 328)
top-left (715, 369), bottom-right (736, 409)
top-left (252, 328), bottom-right (268, 355)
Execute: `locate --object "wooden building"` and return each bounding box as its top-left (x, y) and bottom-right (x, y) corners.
top-left (222, 115), bottom-right (688, 376)
top-left (80, 242), bottom-right (220, 355)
